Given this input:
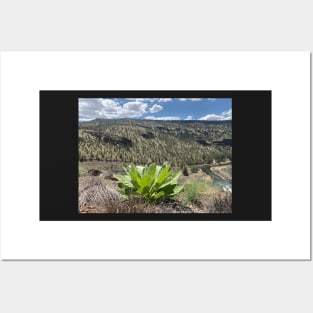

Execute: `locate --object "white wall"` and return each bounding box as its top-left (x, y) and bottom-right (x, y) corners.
top-left (0, 1), bottom-right (312, 312)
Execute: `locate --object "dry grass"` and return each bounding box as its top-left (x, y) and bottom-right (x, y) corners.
top-left (79, 176), bottom-right (120, 213)
top-left (178, 169), bottom-right (213, 185)
top-left (213, 192), bottom-right (232, 213)
top-left (79, 176), bottom-right (191, 213)
top-left (177, 170), bottom-right (225, 211)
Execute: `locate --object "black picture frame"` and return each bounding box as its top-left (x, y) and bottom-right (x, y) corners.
top-left (40, 91), bottom-right (271, 221)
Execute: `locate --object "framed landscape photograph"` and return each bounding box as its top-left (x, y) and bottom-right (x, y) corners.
top-left (78, 97), bottom-right (232, 215)
top-left (40, 90), bottom-right (271, 221)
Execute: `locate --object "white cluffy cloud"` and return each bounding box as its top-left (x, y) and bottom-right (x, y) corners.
top-left (185, 115), bottom-right (193, 120)
top-left (178, 98), bottom-right (202, 101)
top-left (198, 109), bottom-right (232, 121)
top-left (158, 98), bottom-right (172, 102)
top-left (221, 109), bottom-right (232, 116)
top-left (178, 98), bottom-right (216, 102)
top-left (79, 98), bottom-right (148, 119)
top-left (145, 116), bottom-right (180, 120)
top-left (199, 114), bottom-right (224, 121)
top-left (126, 98), bottom-right (172, 102)
top-left (149, 104), bottom-right (163, 113)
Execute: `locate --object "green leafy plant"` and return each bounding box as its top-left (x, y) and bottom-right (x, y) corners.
top-left (113, 163), bottom-right (184, 203)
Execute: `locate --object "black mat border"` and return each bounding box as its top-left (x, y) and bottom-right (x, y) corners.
top-left (40, 91), bottom-right (271, 221)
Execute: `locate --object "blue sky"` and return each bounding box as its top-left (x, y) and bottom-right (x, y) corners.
top-left (79, 98), bottom-right (232, 121)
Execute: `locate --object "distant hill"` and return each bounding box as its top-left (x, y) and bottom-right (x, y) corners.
top-left (79, 119), bottom-right (232, 167)
top-left (80, 118), bottom-right (232, 126)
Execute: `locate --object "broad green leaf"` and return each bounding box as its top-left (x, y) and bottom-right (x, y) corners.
top-left (137, 165), bottom-right (146, 177)
top-left (157, 183), bottom-right (176, 195)
top-left (154, 165), bottom-right (162, 181)
top-left (113, 174), bottom-right (134, 189)
top-left (118, 185), bottom-right (131, 196)
top-left (158, 171), bottom-right (182, 189)
top-left (129, 164), bottom-right (141, 188)
top-left (157, 183), bottom-right (183, 197)
top-left (140, 174), bottom-right (154, 188)
top-left (155, 164), bottom-right (170, 186)
top-left (154, 191), bottom-right (165, 200)
top-left (171, 184), bottom-right (184, 195)
top-left (146, 163), bottom-right (157, 178)
top-left (136, 166), bottom-right (145, 178)
top-left (136, 186), bottom-right (150, 196)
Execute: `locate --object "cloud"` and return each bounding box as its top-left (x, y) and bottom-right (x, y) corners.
top-left (185, 115), bottom-right (193, 120)
top-left (126, 98), bottom-right (156, 102)
top-left (199, 108), bottom-right (232, 121)
top-left (149, 104), bottom-right (163, 113)
top-left (207, 98), bottom-right (216, 101)
top-left (145, 116), bottom-right (180, 120)
top-left (221, 115), bottom-right (232, 120)
top-left (178, 98), bottom-right (202, 101)
top-left (121, 101), bottom-right (148, 117)
top-left (221, 109), bottom-right (232, 116)
top-left (158, 98), bottom-right (172, 102)
top-left (125, 98), bottom-right (172, 103)
top-left (198, 114), bottom-right (225, 121)
top-left (220, 109), bottom-right (232, 120)
top-left (98, 99), bottom-right (120, 113)
top-left (79, 98), bottom-right (148, 119)
top-left (79, 116), bottom-right (94, 121)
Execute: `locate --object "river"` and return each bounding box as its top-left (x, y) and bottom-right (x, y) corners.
top-left (208, 166), bottom-right (232, 193)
